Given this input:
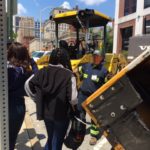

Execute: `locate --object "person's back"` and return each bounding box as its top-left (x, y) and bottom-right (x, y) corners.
top-left (25, 48), bottom-right (77, 150)
top-left (29, 64), bottom-right (73, 121)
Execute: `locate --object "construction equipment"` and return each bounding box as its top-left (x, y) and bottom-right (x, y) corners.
top-left (37, 9), bottom-right (127, 77)
top-left (37, 9), bottom-right (111, 67)
top-left (128, 34), bottom-right (150, 61)
top-left (82, 36), bottom-right (150, 150)
top-left (51, 9), bottom-right (111, 51)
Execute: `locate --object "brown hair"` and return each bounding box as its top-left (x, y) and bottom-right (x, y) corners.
top-left (8, 42), bottom-right (30, 69)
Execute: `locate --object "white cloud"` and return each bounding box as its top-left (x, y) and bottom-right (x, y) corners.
top-left (79, 0), bottom-right (107, 6)
top-left (18, 3), bottom-right (27, 15)
top-left (33, 0), bottom-right (39, 7)
top-left (61, 1), bottom-right (71, 9)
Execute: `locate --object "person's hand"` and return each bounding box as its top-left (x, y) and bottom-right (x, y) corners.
top-left (106, 72), bottom-right (114, 80)
top-left (30, 58), bottom-right (38, 73)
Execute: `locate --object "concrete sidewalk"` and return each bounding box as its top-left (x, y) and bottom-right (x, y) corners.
top-left (15, 97), bottom-right (111, 150)
top-left (15, 121), bottom-right (32, 150)
top-left (15, 112), bottom-right (42, 150)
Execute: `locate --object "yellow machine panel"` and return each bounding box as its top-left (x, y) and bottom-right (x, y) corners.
top-left (82, 49), bottom-right (150, 150)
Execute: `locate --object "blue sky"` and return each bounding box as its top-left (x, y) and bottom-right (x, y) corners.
top-left (17, 0), bottom-right (115, 21)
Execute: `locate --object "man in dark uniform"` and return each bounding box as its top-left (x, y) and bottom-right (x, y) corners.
top-left (78, 49), bottom-right (108, 145)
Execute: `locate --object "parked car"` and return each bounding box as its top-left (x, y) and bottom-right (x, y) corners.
top-left (32, 51), bottom-right (51, 62)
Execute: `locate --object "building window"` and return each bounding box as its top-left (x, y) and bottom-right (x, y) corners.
top-left (144, 0), bottom-right (150, 9)
top-left (121, 26), bottom-right (133, 50)
top-left (124, 0), bottom-right (137, 16)
top-left (144, 19), bottom-right (150, 34)
top-left (46, 27), bottom-right (50, 32)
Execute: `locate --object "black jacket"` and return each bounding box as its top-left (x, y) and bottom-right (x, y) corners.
top-left (27, 65), bottom-right (74, 121)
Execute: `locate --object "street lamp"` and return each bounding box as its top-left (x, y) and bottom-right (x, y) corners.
top-left (40, 6), bottom-right (53, 50)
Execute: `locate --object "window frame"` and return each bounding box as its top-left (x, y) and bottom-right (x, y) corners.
top-left (124, 0), bottom-right (137, 16)
top-left (144, 0), bottom-right (150, 9)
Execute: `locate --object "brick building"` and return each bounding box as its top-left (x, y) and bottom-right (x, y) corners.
top-left (16, 16), bottom-right (35, 48)
top-left (113, 0), bottom-right (150, 53)
top-left (29, 7), bottom-right (70, 51)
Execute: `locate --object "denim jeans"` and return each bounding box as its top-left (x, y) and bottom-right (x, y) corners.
top-left (44, 119), bottom-right (69, 150)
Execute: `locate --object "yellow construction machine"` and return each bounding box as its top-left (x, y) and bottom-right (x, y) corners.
top-left (82, 35), bottom-right (150, 150)
top-left (36, 9), bottom-right (127, 84)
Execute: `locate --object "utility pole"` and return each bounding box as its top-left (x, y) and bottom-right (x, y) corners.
top-left (40, 6), bottom-right (53, 50)
top-left (7, 0), bottom-right (17, 40)
top-left (0, 0), bottom-right (9, 149)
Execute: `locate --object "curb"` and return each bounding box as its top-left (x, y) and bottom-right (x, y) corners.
top-left (24, 111), bottom-right (43, 150)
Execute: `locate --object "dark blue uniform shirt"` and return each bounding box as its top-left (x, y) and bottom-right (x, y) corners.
top-left (79, 63), bottom-right (108, 95)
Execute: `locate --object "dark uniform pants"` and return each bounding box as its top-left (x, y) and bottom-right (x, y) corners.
top-left (77, 91), bottom-right (89, 122)
top-left (77, 91), bottom-right (100, 138)
top-left (90, 120), bottom-right (100, 138)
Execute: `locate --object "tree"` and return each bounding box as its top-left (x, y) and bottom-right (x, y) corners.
top-left (106, 26), bottom-right (113, 53)
top-left (12, 31), bottom-right (18, 40)
top-left (91, 26), bottom-right (113, 53)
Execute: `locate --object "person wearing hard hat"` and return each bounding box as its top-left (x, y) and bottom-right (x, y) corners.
top-left (78, 49), bottom-right (108, 145)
